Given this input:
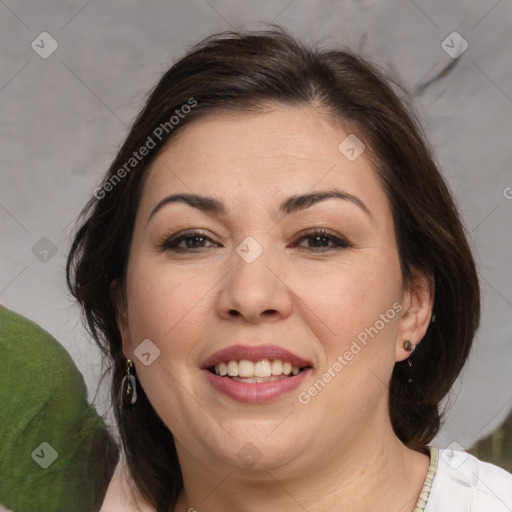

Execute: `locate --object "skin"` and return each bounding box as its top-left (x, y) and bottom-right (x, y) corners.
top-left (112, 106), bottom-right (434, 512)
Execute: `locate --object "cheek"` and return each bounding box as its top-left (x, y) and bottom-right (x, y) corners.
top-left (303, 266), bottom-right (401, 407)
top-left (124, 263), bottom-right (215, 439)
top-left (295, 255), bottom-right (400, 339)
top-left (125, 261), bottom-right (213, 359)
top-left (283, 261), bottom-right (400, 425)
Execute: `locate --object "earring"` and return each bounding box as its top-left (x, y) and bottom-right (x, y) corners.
top-left (120, 359), bottom-right (137, 406)
top-left (402, 340), bottom-right (415, 383)
top-left (403, 340), bottom-right (415, 353)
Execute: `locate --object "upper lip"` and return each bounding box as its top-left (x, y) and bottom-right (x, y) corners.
top-left (201, 344), bottom-right (313, 369)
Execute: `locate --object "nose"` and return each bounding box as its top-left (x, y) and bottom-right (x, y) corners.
top-left (215, 244), bottom-right (293, 323)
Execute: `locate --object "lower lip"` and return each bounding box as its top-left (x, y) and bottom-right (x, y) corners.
top-left (202, 368), bottom-right (311, 403)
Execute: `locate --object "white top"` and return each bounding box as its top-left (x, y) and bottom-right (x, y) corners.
top-left (423, 447), bottom-right (512, 511)
top-left (101, 447), bottom-right (512, 511)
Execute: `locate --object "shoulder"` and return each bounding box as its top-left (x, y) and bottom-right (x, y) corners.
top-left (0, 304), bottom-right (118, 511)
top-left (0, 303), bottom-right (96, 432)
top-left (425, 447), bottom-right (512, 511)
top-left (0, 304), bottom-right (84, 389)
top-left (472, 455), bottom-right (512, 507)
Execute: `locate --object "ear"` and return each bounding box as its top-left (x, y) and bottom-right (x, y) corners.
top-left (110, 279), bottom-right (134, 360)
top-left (395, 269), bottom-right (434, 362)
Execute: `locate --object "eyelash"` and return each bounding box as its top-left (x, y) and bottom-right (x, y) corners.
top-left (159, 228), bottom-right (351, 253)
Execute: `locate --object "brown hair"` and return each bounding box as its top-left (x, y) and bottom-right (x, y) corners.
top-left (66, 25), bottom-right (480, 510)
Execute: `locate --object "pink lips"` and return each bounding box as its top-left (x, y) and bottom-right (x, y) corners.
top-left (201, 344), bottom-right (313, 404)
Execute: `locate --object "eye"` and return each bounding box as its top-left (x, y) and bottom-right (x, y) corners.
top-left (159, 230), bottom-right (218, 251)
top-left (159, 228), bottom-right (351, 253)
top-left (292, 228), bottom-right (351, 251)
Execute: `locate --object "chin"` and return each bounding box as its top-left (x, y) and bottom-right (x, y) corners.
top-left (202, 424), bottom-right (305, 472)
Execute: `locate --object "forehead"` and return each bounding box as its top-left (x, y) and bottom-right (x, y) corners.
top-left (141, 107), bottom-right (389, 221)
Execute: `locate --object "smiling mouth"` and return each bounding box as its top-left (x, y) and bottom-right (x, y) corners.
top-left (208, 358), bottom-right (312, 383)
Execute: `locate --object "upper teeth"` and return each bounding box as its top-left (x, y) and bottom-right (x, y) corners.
top-left (214, 359), bottom-right (301, 378)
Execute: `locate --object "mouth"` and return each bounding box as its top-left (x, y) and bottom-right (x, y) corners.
top-left (200, 344), bottom-right (314, 403)
top-left (207, 358), bottom-right (312, 383)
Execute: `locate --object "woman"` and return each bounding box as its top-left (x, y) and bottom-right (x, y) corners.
top-left (66, 27), bottom-right (512, 511)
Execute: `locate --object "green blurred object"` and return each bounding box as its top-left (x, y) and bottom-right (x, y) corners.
top-left (468, 408), bottom-right (512, 473)
top-left (0, 304), bottom-right (119, 512)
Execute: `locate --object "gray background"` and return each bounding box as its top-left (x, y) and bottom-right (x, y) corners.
top-left (1, 0), bottom-right (511, 450)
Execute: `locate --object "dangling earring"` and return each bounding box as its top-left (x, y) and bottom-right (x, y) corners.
top-left (403, 340), bottom-right (415, 383)
top-left (120, 359), bottom-right (137, 406)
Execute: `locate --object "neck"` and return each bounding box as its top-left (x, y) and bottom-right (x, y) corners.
top-left (173, 410), bottom-right (430, 512)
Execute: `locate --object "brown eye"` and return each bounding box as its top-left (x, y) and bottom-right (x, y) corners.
top-left (293, 229), bottom-right (351, 251)
top-left (159, 228), bottom-right (351, 253)
top-left (160, 230), bottom-right (218, 251)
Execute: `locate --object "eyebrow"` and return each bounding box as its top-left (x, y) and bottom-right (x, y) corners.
top-left (146, 188), bottom-right (374, 225)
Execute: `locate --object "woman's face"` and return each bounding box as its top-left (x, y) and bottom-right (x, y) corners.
top-left (117, 106), bottom-right (429, 473)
